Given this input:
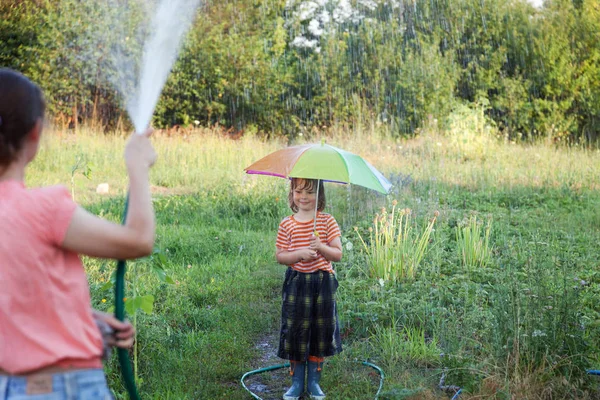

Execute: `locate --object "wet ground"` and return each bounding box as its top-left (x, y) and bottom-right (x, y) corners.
top-left (244, 333), bottom-right (299, 400)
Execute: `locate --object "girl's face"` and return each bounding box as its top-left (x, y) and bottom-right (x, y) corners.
top-left (292, 182), bottom-right (317, 213)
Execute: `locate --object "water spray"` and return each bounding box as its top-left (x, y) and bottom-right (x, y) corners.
top-left (125, 0), bottom-right (201, 133)
top-left (107, 0), bottom-right (201, 398)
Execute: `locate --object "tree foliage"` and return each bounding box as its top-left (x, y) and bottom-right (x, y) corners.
top-left (1, 0), bottom-right (599, 141)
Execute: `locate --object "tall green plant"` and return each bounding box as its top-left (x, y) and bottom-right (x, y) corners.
top-left (456, 215), bottom-right (492, 270)
top-left (355, 201), bottom-right (437, 282)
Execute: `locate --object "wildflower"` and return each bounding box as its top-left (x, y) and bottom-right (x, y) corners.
top-left (101, 299), bottom-right (106, 303)
top-left (368, 227), bottom-right (373, 233)
top-left (392, 199), bottom-right (398, 206)
top-left (353, 226), bottom-right (358, 231)
top-left (532, 330), bottom-right (546, 337)
top-left (434, 210), bottom-right (440, 217)
top-left (187, 264), bottom-right (192, 269)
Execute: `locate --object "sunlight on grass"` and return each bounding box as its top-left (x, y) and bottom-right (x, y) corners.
top-left (30, 125), bottom-right (600, 201)
top-left (27, 125), bottom-right (600, 398)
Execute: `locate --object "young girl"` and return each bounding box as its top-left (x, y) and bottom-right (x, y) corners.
top-left (276, 178), bottom-right (343, 400)
top-left (0, 68), bottom-right (156, 398)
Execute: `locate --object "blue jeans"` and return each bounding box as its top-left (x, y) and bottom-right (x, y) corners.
top-left (0, 369), bottom-right (112, 400)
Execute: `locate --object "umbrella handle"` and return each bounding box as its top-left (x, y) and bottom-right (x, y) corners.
top-left (313, 179), bottom-right (320, 233)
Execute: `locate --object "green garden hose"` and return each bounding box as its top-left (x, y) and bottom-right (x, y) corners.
top-left (115, 195), bottom-right (141, 400)
top-left (241, 361), bottom-right (384, 399)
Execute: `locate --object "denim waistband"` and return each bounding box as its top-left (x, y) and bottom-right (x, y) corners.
top-left (0, 369), bottom-right (112, 400)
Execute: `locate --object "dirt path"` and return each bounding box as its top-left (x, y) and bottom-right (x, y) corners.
top-left (244, 333), bottom-right (307, 400)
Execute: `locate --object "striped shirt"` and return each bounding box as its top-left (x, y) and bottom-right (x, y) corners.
top-left (276, 212), bottom-right (341, 273)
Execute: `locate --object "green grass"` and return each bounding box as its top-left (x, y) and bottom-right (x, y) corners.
top-left (28, 126), bottom-right (600, 399)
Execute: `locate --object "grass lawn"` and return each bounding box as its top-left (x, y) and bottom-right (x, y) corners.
top-left (28, 126), bottom-right (600, 399)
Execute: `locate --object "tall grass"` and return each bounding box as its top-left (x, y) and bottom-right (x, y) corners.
top-left (354, 201), bottom-right (437, 281)
top-left (456, 215), bottom-right (492, 270)
top-left (371, 319), bottom-right (442, 369)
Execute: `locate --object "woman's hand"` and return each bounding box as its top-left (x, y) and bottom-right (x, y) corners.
top-left (93, 310), bottom-right (136, 349)
top-left (125, 128), bottom-right (156, 172)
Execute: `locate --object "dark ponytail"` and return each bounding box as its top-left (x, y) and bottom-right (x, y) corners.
top-left (0, 68), bottom-right (46, 167)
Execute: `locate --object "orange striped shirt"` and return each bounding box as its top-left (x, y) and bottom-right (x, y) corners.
top-left (276, 212), bottom-right (341, 273)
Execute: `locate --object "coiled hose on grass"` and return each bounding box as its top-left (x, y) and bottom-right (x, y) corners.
top-left (241, 364), bottom-right (600, 399)
top-left (241, 361), bottom-right (384, 400)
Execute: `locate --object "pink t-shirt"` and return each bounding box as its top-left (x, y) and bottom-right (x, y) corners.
top-left (0, 180), bottom-right (103, 374)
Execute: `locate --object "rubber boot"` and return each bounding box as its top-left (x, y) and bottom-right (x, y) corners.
top-left (307, 357), bottom-right (326, 400)
top-left (283, 360), bottom-right (305, 400)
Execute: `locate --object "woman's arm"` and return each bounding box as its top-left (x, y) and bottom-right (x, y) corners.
top-left (62, 131), bottom-right (156, 260)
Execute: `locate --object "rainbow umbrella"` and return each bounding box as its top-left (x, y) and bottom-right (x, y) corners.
top-left (244, 142), bottom-right (392, 194)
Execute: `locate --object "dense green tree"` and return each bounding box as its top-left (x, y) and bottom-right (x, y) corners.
top-left (1, 0), bottom-right (599, 142)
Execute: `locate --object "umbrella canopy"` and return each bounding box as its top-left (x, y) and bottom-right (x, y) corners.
top-left (244, 143), bottom-right (392, 194)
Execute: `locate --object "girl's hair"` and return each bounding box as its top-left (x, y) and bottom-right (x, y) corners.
top-left (288, 178), bottom-right (326, 213)
top-left (0, 68), bottom-right (46, 167)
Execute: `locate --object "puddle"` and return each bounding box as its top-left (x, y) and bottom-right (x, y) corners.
top-left (244, 333), bottom-right (299, 400)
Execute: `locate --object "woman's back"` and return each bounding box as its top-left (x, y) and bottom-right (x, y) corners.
top-left (0, 180), bottom-right (102, 374)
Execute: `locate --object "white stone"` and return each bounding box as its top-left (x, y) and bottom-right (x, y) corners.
top-left (96, 183), bottom-right (110, 194)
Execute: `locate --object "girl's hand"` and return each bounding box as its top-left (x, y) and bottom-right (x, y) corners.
top-left (298, 248), bottom-right (318, 262)
top-left (309, 234), bottom-right (323, 252)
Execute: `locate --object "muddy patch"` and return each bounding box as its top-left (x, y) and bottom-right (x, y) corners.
top-left (243, 333), bottom-right (308, 400)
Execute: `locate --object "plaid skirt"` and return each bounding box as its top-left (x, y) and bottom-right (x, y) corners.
top-left (277, 268), bottom-right (343, 362)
